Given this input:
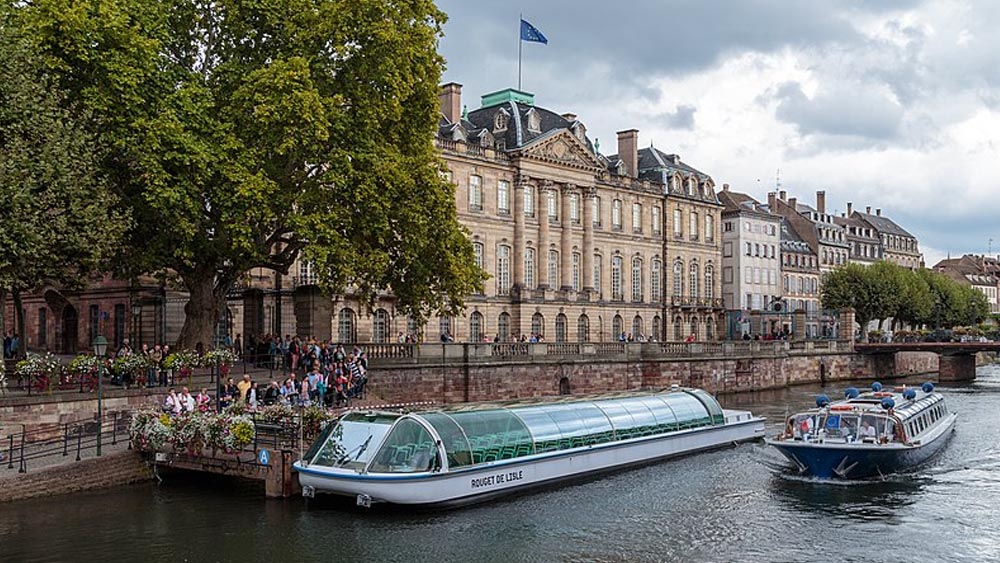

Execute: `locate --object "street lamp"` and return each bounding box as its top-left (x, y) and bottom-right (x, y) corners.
top-left (131, 302), bottom-right (142, 346)
top-left (93, 335), bottom-right (108, 457)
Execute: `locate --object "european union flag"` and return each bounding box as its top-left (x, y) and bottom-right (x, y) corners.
top-left (520, 19), bottom-right (548, 44)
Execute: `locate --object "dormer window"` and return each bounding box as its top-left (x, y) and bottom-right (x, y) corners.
top-left (526, 108), bottom-right (541, 133)
top-left (687, 177), bottom-right (696, 196)
top-left (616, 161), bottom-right (626, 176)
top-left (671, 175), bottom-right (680, 193)
top-left (493, 110), bottom-right (509, 133)
top-left (572, 121), bottom-right (587, 142)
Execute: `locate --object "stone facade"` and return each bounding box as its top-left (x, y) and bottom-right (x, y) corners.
top-left (0, 450), bottom-right (152, 503)
top-left (718, 187), bottom-right (783, 312)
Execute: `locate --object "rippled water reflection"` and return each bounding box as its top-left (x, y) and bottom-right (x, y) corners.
top-left (4, 365), bottom-right (1000, 563)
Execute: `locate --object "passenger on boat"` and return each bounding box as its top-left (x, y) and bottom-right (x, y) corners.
top-left (860, 421), bottom-right (877, 441)
top-left (797, 416), bottom-right (814, 441)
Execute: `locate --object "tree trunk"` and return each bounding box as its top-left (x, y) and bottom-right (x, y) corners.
top-left (12, 288), bottom-right (26, 358)
top-left (177, 272), bottom-right (229, 352)
top-left (0, 287), bottom-right (6, 342)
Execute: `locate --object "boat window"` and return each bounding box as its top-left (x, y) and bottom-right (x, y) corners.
top-left (309, 412), bottom-right (397, 470)
top-left (591, 400), bottom-right (637, 440)
top-left (422, 412), bottom-right (474, 468)
top-left (640, 396), bottom-right (680, 432)
top-left (612, 398), bottom-right (661, 438)
top-left (448, 409), bottom-right (534, 464)
top-left (662, 393), bottom-right (713, 429)
top-left (684, 389), bottom-right (726, 425)
top-left (368, 418), bottom-right (439, 473)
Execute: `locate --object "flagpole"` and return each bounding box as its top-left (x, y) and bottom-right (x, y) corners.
top-left (517, 13), bottom-right (523, 90)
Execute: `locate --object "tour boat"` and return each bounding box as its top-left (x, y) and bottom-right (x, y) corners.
top-left (294, 387), bottom-right (765, 507)
top-left (766, 382), bottom-right (956, 479)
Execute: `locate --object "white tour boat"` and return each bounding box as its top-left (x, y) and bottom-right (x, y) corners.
top-left (294, 387), bottom-right (765, 507)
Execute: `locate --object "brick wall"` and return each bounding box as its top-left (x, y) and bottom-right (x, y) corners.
top-left (0, 450), bottom-right (152, 503)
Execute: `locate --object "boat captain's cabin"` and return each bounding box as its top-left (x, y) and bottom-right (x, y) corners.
top-left (788, 411), bottom-right (896, 444)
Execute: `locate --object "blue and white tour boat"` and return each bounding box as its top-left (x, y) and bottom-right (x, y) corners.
top-left (294, 387), bottom-right (765, 507)
top-left (766, 382), bottom-right (956, 479)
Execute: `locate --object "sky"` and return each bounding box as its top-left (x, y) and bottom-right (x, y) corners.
top-left (436, 0), bottom-right (1000, 267)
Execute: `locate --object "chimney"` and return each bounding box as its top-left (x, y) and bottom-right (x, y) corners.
top-left (779, 190), bottom-right (787, 201)
top-left (439, 82), bottom-right (463, 124)
top-left (768, 192), bottom-right (777, 209)
top-left (616, 129), bottom-right (639, 178)
top-left (723, 183), bottom-right (730, 192)
top-left (816, 191), bottom-right (826, 214)
top-left (866, 206), bottom-right (872, 214)
top-left (846, 202), bottom-right (853, 216)
top-left (876, 208), bottom-right (882, 216)
top-left (788, 197), bottom-right (797, 210)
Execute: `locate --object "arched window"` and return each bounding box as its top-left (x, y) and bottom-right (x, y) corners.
top-left (498, 312), bottom-right (511, 340)
top-left (673, 316), bottom-right (683, 341)
top-left (687, 177), bottom-right (696, 196)
top-left (531, 312), bottom-right (544, 338)
top-left (612, 314), bottom-right (624, 339)
top-left (525, 247), bottom-right (536, 288)
top-left (651, 258), bottom-right (662, 302)
top-left (690, 316), bottom-right (699, 341)
top-left (406, 317), bottom-right (422, 342)
top-left (572, 252), bottom-right (581, 291)
top-left (632, 315), bottom-right (643, 338)
top-left (469, 311), bottom-right (484, 342)
top-left (555, 314), bottom-right (567, 342)
top-left (577, 314), bottom-right (590, 342)
top-left (652, 315), bottom-right (662, 340)
top-left (706, 316), bottom-right (716, 342)
top-left (673, 259), bottom-right (684, 297)
top-left (631, 257), bottom-right (643, 301)
top-left (611, 256), bottom-right (623, 300)
top-left (338, 308), bottom-right (356, 343)
top-left (689, 262), bottom-right (700, 299)
top-left (704, 265), bottom-right (714, 300)
top-left (439, 315), bottom-right (453, 340)
top-left (497, 244), bottom-right (512, 295)
top-left (373, 309), bottom-right (390, 343)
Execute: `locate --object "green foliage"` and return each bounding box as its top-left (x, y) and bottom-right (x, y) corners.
top-left (18, 0), bottom-right (485, 347)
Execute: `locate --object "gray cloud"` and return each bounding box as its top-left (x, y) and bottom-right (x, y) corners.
top-left (655, 104), bottom-right (697, 130)
top-left (774, 82), bottom-right (903, 140)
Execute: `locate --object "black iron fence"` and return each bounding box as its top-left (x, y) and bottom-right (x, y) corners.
top-left (2, 411), bottom-right (131, 474)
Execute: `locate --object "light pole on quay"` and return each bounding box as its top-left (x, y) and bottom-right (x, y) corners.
top-left (93, 335), bottom-right (108, 457)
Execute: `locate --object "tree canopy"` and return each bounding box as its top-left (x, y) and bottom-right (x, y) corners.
top-left (17, 0), bottom-right (485, 347)
top-left (0, 11), bottom-right (126, 345)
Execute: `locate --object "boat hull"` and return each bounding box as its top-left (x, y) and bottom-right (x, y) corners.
top-left (767, 414), bottom-right (956, 479)
top-left (295, 417), bottom-right (765, 507)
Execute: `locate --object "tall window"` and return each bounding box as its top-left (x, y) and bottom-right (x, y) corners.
top-left (652, 206), bottom-right (661, 234)
top-left (674, 316), bottom-right (683, 340)
top-left (651, 259), bottom-right (662, 302)
top-left (632, 203), bottom-right (642, 233)
top-left (632, 257), bottom-right (643, 301)
top-left (299, 260), bottom-right (317, 285)
top-left (38, 307), bottom-right (47, 347)
top-left (611, 256), bottom-right (623, 300)
top-left (613, 314), bottom-right (624, 339)
top-left (689, 211), bottom-right (698, 239)
top-left (632, 315), bottom-right (643, 337)
top-left (497, 245), bottom-right (511, 295)
top-left (673, 208), bottom-right (682, 236)
top-left (706, 317), bottom-right (716, 341)
top-left (497, 180), bottom-right (510, 214)
top-left (555, 314), bottom-right (567, 342)
top-left (338, 308), bottom-right (356, 343)
top-left (473, 241), bottom-right (484, 270)
top-left (572, 252), bottom-right (581, 291)
top-left (705, 215), bottom-right (714, 241)
top-left (439, 315), bottom-right (453, 339)
top-left (593, 256), bottom-right (602, 293)
top-left (547, 191), bottom-right (558, 222)
top-left (652, 315), bottom-right (662, 340)
top-left (570, 193), bottom-right (580, 224)
top-left (88, 304), bottom-right (99, 345)
top-left (523, 185), bottom-right (535, 216)
top-left (705, 265), bottom-right (715, 300)
top-left (673, 260), bottom-right (684, 297)
top-left (114, 304), bottom-right (125, 350)
top-left (548, 250), bottom-right (559, 288)
top-left (469, 312), bottom-right (484, 342)
top-left (468, 175), bottom-right (482, 211)
top-left (525, 247), bottom-right (536, 288)
top-left (592, 196), bottom-right (602, 227)
top-left (577, 314), bottom-right (590, 342)
top-left (531, 312), bottom-right (544, 338)
top-left (612, 199), bottom-right (622, 230)
top-left (689, 263), bottom-right (700, 299)
top-left (373, 309), bottom-right (390, 343)
top-left (498, 312), bottom-right (510, 339)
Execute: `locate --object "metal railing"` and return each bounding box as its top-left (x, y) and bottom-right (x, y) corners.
top-left (2, 411), bottom-right (131, 474)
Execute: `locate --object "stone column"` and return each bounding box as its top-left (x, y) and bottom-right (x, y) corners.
top-left (513, 177), bottom-right (526, 290)
top-left (560, 184), bottom-right (574, 291)
top-left (582, 188), bottom-right (595, 293)
top-left (538, 182), bottom-right (551, 289)
top-left (838, 308), bottom-right (856, 351)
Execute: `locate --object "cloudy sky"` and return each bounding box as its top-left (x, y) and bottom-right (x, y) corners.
top-left (436, 0), bottom-right (1000, 266)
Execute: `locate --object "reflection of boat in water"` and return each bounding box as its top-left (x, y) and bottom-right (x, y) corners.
top-left (294, 388), bottom-right (765, 507)
top-left (767, 382), bottom-right (956, 479)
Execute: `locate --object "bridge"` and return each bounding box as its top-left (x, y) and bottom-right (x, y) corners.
top-left (855, 342), bottom-right (1000, 381)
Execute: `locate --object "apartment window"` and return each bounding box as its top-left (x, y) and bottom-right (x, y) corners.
top-left (572, 252), bottom-right (581, 291)
top-left (673, 260), bottom-right (684, 296)
top-left (632, 257), bottom-right (643, 301)
top-left (754, 243), bottom-right (760, 257)
top-left (744, 266), bottom-right (752, 283)
top-left (651, 259), bottom-right (662, 302)
top-left (497, 244), bottom-right (511, 295)
top-left (724, 221), bottom-right (733, 232)
top-left (547, 190), bottom-right (558, 222)
top-left (523, 185), bottom-right (535, 216)
top-left (689, 263), bottom-right (700, 299)
top-left (570, 193), bottom-right (580, 224)
top-left (705, 215), bottom-right (714, 241)
top-left (632, 203), bottom-right (643, 233)
top-left (468, 175), bottom-right (483, 211)
top-left (593, 256), bottom-right (602, 293)
top-left (673, 208), bottom-right (683, 237)
top-left (611, 256), bottom-right (623, 300)
top-left (612, 199), bottom-right (623, 230)
top-left (548, 250), bottom-right (559, 288)
top-left (497, 180), bottom-right (510, 214)
top-left (592, 196), bottom-right (602, 227)
top-left (745, 242), bottom-right (752, 256)
top-left (652, 206), bottom-right (661, 234)
top-left (525, 247), bottom-right (536, 288)
top-left (723, 242), bottom-right (733, 257)
top-left (689, 212), bottom-right (698, 239)
top-left (705, 266), bottom-right (715, 299)
top-left (473, 242), bottom-right (484, 270)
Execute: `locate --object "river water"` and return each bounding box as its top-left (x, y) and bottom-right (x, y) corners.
top-left (3, 365), bottom-right (1000, 563)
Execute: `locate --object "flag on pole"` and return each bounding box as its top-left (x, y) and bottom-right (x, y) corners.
top-left (520, 19), bottom-right (548, 44)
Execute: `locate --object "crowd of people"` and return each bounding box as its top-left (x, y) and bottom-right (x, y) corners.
top-left (2, 331), bottom-right (21, 359)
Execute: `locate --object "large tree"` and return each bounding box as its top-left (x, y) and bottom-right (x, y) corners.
top-left (0, 12), bottom-right (126, 352)
top-left (821, 262), bottom-right (900, 332)
top-left (20, 0), bottom-right (484, 348)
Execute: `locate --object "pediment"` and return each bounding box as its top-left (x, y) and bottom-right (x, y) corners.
top-left (515, 130), bottom-right (603, 171)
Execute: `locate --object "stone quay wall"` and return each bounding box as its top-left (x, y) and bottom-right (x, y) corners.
top-left (0, 450), bottom-right (152, 503)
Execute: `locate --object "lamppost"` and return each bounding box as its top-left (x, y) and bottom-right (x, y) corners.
top-left (131, 302), bottom-right (142, 347)
top-left (93, 335), bottom-right (108, 457)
